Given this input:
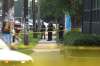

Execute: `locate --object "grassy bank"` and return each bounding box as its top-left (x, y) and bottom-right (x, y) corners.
top-left (18, 32), bottom-right (39, 48)
top-left (14, 32), bottom-right (39, 54)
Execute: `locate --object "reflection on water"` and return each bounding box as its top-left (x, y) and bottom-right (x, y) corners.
top-left (66, 49), bottom-right (100, 57)
top-left (31, 52), bottom-right (65, 66)
top-left (64, 47), bottom-right (100, 66)
top-left (1, 47), bottom-right (100, 66)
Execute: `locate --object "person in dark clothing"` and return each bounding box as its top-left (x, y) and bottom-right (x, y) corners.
top-left (12, 22), bottom-right (21, 44)
top-left (47, 23), bottom-right (54, 41)
top-left (58, 23), bottom-right (64, 41)
top-left (14, 22), bottom-right (21, 36)
top-left (40, 22), bottom-right (46, 39)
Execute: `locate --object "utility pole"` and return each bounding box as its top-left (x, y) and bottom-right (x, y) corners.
top-left (23, 0), bottom-right (29, 45)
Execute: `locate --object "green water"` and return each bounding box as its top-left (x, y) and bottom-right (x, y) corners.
top-left (1, 47), bottom-right (100, 66)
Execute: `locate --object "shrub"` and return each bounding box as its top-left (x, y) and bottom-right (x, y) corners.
top-left (64, 32), bottom-right (100, 46)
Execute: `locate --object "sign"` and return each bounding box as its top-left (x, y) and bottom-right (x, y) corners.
top-left (65, 15), bottom-right (71, 32)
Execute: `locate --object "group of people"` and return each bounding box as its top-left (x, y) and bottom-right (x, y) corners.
top-left (40, 22), bottom-right (64, 41)
top-left (40, 22), bottom-right (54, 41)
top-left (2, 19), bottom-right (64, 48)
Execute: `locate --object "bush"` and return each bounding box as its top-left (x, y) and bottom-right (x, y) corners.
top-left (64, 32), bottom-right (100, 46)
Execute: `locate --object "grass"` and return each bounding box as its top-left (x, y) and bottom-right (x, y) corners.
top-left (16, 49), bottom-right (33, 55)
top-left (14, 32), bottom-right (39, 54)
top-left (17, 32), bottom-right (39, 49)
top-left (18, 38), bottom-right (38, 49)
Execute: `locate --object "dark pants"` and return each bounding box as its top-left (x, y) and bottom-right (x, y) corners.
top-left (13, 35), bottom-right (16, 42)
top-left (48, 32), bottom-right (52, 41)
top-left (59, 31), bottom-right (64, 41)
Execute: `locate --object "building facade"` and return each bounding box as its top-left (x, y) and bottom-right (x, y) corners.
top-left (82, 0), bottom-right (100, 34)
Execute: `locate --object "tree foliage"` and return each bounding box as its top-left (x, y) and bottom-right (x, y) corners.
top-left (40, 0), bottom-right (83, 22)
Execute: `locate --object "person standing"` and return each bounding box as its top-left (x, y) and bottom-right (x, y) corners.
top-left (47, 23), bottom-right (54, 41)
top-left (58, 23), bottom-right (64, 41)
top-left (2, 19), bottom-right (14, 46)
top-left (12, 21), bottom-right (21, 43)
top-left (11, 21), bottom-right (21, 49)
top-left (40, 22), bottom-right (46, 39)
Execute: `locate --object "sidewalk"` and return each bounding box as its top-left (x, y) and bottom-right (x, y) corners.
top-left (33, 36), bottom-right (61, 52)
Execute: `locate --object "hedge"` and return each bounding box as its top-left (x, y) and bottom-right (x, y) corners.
top-left (64, 32), bottom-right (100, 46)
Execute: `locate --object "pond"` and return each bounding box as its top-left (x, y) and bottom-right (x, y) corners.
top-left (1, 47), bottom-right (100, 66)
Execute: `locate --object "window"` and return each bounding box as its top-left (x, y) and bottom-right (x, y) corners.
top-left (97, 0), bottom-right (100, 8)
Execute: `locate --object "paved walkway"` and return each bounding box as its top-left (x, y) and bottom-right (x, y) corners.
top-left (33, 36), bottom-right (61, 52)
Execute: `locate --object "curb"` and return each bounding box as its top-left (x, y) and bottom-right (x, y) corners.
top-left (65, 46), bottom-right (100, 50)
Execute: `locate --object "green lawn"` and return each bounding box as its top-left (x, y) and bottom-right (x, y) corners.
top-left (17, 32), bottom-right (39, 49)
top-left (16, 49), bottom-right (33, 55)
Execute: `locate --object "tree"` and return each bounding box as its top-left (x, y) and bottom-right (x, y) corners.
top-left (70, 0), bottom-right (83, 28)
top-left (14, 0), bottom-right (23, 17)
top-left (2, 0), bottom-right (14, 21)
top-left (40, 0), bottom-right (83, 25)
top-left (40, 0), bottom-right (65, 23)
top-left (23, 0), bottom-right (29, 45)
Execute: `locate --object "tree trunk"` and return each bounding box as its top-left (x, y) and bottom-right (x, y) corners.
top-left (23, 0), bottom-right (29, 45)
top-left (76, 7), bottom-right (81, 28)
top-left (2, 0), bottom-right (14, 21)
top-left (32, 0), bottom-right (38, 38)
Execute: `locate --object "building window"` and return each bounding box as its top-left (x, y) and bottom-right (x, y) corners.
top-left (97, 0), bottom-right (100, 8)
